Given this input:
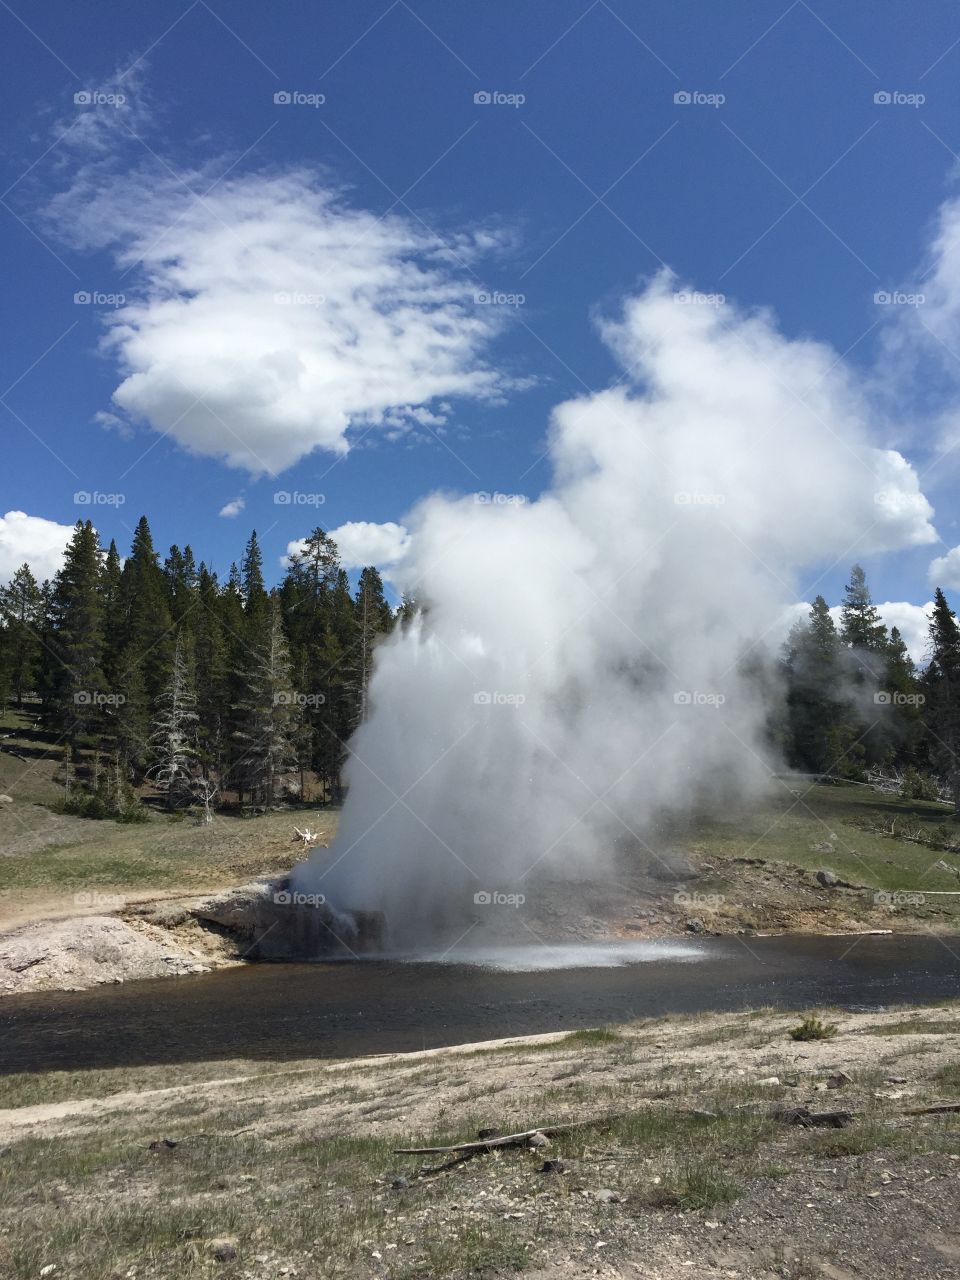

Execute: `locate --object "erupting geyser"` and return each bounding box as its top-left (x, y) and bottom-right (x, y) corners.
top-left (291, 272), bottom-right (934, 950)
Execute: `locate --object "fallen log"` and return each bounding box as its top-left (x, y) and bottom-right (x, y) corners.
top-left (773, 1105), bottom-right (854, 1128)
top-left (394, 1114), bottom-right (617, 1156)
top-left (904, 1101), bottom-right (960, 1116)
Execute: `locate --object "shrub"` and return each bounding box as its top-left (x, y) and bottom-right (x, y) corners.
top-left (789, 1014), bottom-right (838, 1042)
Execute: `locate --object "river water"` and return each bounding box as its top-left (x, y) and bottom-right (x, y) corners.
top-left (2, 933), bottom-right (959, 1075)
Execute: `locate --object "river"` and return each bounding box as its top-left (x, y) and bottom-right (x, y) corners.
top-left (2, 933), bottom-right (959, 1075)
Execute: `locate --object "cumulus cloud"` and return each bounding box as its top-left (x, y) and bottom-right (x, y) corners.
top-left (292, 273), bottom-right (939, 946)
top-left (218, 497), bottom-right (245, 519)
top-left (48, 169), bottom-right (512, 475)
top-left (326, 521), bottom-right (411, 570)
top-left (929, 544), bottom-right (960, 590)
top-left (874, 601), bottom-right (934, 664)
top-left (0, 511), bottom-right (76, 583)
top-left (285, 520), bottom-right (411, 572)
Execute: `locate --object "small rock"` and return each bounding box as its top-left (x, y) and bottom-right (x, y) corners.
top-left (816, 869), bottom-right (839, 888)
top-left (540, 1159), bottom-right (565, 1174)
top-left (208, 1238), bottom-right (238, 1263)
top-left (813, 841), bottom-right (834, 854)
top-left (757, 1076), bottom-right (780, 1086)
top-left (685, 918), bottom-right (706, 934)
top-left (40, 1267), bottom-right (56, 1278)
top-left (885, 1075), bottom-right (908, 1084)
top-left (826, 1071), bottom-right (853, 1089)
top-left (0, 795), bottom-right (13, 805)
top-left (595, 1188), bottom-right (621, 1203)
top-left (391, 1176), bottom-right (411, 1190)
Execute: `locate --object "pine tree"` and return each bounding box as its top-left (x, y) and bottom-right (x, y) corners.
top-left (783, 597), bottom-right (862, 776)
top-left (279, 528), bottom-right (350, 800)
top-left (231, 595), bottom-right (298, 808)
top-left (241, 530), bottom-right (268, 625)
top-left (355, 566), bottom-right (394, 719)
top-left (923, 588), bottom-right (960, 810)
top-left (148, 631), bottom-right (200, 809)
top-left (0, 564), bottom-right (42, 708)
top-left (164, 544), bottom-right (199, 626)
top-left (118, 517), bottom-right (174, 708)
top-left (839, 564), bottom-right (888, 654)
top-left (50, 521), bottom-right (105, 740)
top-left (881, 626), bottom-right (924, 768)
top-left (193, 564), bottom-right (228, 781)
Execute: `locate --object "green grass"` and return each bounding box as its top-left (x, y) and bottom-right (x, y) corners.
top-left (4, 704), bottom-right (960, 918)
top-left (557, 1026), bottom-right (621, 1046)
top-left (642, 1162), bottom-right (743, 1211)
top-left (806, 1120), bottom-right (896, 1158)
top-left (863, 1019), bottom-right (960, 1037)
top-left (686, 781), bottom-right (960, 895)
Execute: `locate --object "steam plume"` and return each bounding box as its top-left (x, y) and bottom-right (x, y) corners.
top-left (292, 273), bottom-right (934, 946)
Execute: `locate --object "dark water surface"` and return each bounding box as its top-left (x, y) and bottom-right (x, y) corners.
top-left (2, 934), bottom-right (959, 1076)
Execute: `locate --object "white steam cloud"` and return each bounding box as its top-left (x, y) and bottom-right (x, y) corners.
top-left (292, 273), bottom-right (936, 945)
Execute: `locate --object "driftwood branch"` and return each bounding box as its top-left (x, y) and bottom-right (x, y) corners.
top-left (772, 1106), bottom-right (854, 1128)
top-left (394, 1114), bottom-right (617, 1156)
top-left (904, 1101), bottom-right (960, 1116)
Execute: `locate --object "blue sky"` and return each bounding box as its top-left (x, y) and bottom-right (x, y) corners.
top-left (2, 0), bottom-right (960, 645)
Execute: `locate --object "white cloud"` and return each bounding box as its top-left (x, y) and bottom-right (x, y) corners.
top-left (874, 601), bottom-right (934, 664)
top-left (328, 521), bottom-right (411, 569)
top-left (51, 170), bottom-right (512, 475)
top-left (0, 511), bottom-right (77, 584)
top-left (285, 520), bottom-right (411, 572)
top-left (218, 497), bottom-right (245, 518)
top-left (929, 544), bottom-right (960, 591)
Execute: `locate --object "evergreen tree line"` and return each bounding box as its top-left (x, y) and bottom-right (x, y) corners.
top-left (0, 517), bottom-right (403, 818)
top-left (2, 527), bottom-right (960, 820)
top-left (778, 565), bottom-right (960, 808)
